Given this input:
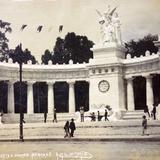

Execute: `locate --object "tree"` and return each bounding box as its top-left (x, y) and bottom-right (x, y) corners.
top-left (41, 49), bottom-right (52, 64)
top-left (41, 32), bottom-right (94, 64)
top-left (0, 20), bottom-right (12, 61)
top-left (9, 45), bottom-right (37, 64)
top-left (125, 34), bottom-right (158, 58)
top-left (63, 32), bottom-right (94, 64)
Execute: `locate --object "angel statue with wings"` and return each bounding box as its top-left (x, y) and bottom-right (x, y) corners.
top-left (96, 5), bottom-right (122, 45)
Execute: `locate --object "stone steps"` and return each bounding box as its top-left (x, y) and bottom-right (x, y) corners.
top-left (122, 110), bottom-right (144, 120)
top-left (0, 120), bottom-right (160, 139)
top-left (2, 113), bottom-right (77, 124)
top-left (1, 110), bottom-right (150, 123)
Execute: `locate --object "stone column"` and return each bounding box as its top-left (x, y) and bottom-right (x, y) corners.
top-left (68, 81), bottom-right (75, 113)
top-left (126, 78), bottom-right (134, 111)
top-left (146, 75), bottom-right (154, 111)
top-left (27, 81), bottom-right (35, 114)
top-left (47, 81), bottom-right (55, 114)
top-left (7, 81), bottom-right (15, 113)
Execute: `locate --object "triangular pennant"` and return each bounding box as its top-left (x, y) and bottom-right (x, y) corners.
top-left (59, 25), bottom-right (63, 32)
top-left (37, 25), bottom-right (43, 32)
top-left (21, 24), bottom-right (27, 31)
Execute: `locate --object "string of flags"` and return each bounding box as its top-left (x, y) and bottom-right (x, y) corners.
top-left (20, 24), bottom-right (63, 33)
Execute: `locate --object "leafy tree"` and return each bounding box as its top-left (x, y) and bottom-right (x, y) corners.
top-left (0, 20), bottom-right (12, 61)
top-left (125, 34), bottom-right (158, 58)
top-left (52, 37), bottom-right (69, 64)
top-left (41, 49), bottom-right (52, 64)
top-left (41, 32), bottom-right (94, 64)
top-left (9, 45), bottom-right (37, 64)
top-left (63, 32), bottom-right (94, 64)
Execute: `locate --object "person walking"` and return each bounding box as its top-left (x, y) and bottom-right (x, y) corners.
top-left (64, 121), bottom-right (70, 138)
top-left (104, 109), bottom-right (109, 121)
top-left (90, 112), bottom-right (96, 121)
top-left (53, 108), bottom-right (57, 123)
top-left (44, 110), bottom-right (47, 123)
top-left (144, 105), bottom-right (150, 118)
top-left (97, 111), bottom-right (101, 121)
top-left (0, 109), bottom-right (3, 124)
top-left (152, 104), bottom-right (157, 120)
top-left (80, 106), bottom-right (84, 122)
top-left (142, 115), bottom-right (148, 135)
top-left (69, 118), bottom-right (76, 137)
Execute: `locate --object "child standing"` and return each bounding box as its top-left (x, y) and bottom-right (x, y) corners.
top-left (142, 115), bottom-right (148, 135)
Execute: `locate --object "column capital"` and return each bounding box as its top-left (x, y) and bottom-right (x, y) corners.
top-left (85, 79), bottom-right (90, 83)
top-left (125, 76), bottom-right (134, 81)
top-left (7, 80), bottom-right (16, 85)
top-left (27, 81), bottom-right (36, 85)
top-left (67, 80), bottom-right (75, 85)
top-left (47, 81), bottom-right (55, 86)
top-left (142, 74), bottom-right (153, 79)
top-left (126, 78), bottom-right (134, 81)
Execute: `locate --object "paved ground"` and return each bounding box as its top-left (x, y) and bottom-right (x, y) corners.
top-left (0, 141), bottom-right (160, 160)
top-left (0, 120), bottom-right (159, 159)
top-left (0, 120), bottom-right (160, 141)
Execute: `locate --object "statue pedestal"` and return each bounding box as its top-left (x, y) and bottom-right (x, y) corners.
top-left (88, 42), bottom-right (126, 117)
top-left (90, 42), bottom-right (125, 64)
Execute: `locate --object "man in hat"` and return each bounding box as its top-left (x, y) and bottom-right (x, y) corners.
top-left (69, 118), bottom-right (76, 137)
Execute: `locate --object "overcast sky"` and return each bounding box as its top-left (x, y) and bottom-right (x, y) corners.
top-left (0, 0), bottom-right (160, 62)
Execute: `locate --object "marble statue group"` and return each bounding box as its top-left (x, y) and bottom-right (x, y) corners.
top-left (96, 5), bottom-right (122, 45)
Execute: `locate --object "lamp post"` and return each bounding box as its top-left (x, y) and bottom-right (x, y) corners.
top-left (16, 43), bottom-right (24, 141)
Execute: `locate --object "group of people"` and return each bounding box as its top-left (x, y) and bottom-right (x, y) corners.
top-left (142, 104), bottom-right (159, 136)
top-left (44, 108), bottom-right (57, 123)
top-left (144, 104), bottom-right (157, 120)
top-left (90, 109), bottom-right (109, 122)
top-left (64, 118), bottom-right (76, 138)
top-left (80, 106), bottom-right (109, 122)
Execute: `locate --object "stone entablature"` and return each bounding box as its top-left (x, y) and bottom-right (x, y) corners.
top-left (0, 62), bottom-right (89, 82)
top-left (0, 50), bottom-right (160, 82)
top-left (124, 51), bottom-right (160, 78)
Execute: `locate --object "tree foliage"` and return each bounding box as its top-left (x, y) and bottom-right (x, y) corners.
top-left (125, 34), bottom-right (158, 58)
top-left (41, 49), bottom-right (52, 65)
top-left (0, 20), bottom-right (12, 61)
top-left (41, 32), bottom-right (94, 64)
top-left (9, 45), bottom-right (37, 64)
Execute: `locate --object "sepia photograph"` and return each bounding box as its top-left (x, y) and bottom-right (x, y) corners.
top-left (0, 0), bottom-right (160, 159)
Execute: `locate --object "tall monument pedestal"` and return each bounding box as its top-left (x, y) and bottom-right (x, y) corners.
top-left (88, 43), bottom-right (126, 119)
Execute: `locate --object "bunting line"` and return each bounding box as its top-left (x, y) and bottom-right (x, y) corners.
top-left (11, 23), bottom-right (64, 33)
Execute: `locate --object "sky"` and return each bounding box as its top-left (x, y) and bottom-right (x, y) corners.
top-left (0, 0), bottom-right (160, 62)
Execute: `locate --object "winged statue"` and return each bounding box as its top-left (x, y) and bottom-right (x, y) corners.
top-left (95, 5), bottom-right (122, 44)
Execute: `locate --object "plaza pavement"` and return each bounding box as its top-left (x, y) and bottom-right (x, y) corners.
top-left (0, 119), bottom-right (160, 142)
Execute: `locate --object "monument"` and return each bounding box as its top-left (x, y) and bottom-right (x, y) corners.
top-left (88, 5), bottom-right (126, 118)
top-left (0, 4), bottom-right (160, 122)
